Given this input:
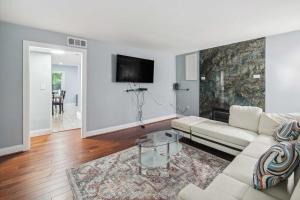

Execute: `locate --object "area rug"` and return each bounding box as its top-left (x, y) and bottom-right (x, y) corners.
top-left (66, 143), bottom-right (230, 200)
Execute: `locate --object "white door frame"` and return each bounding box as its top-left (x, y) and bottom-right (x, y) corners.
top-left (23, 40), bottom-right (87, 151)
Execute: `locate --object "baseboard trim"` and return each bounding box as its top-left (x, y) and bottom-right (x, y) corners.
top-left (85, 114), bottom-right (177, 138)
top-left (0, 144), bottom-right (25, 157)
top-left (175, 114), bottom-right (185, 118)
top-left (30, 128), bottom-right (51, 137)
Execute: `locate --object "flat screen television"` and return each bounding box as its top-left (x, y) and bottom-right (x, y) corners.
top-left (116, 54), bottom-right (154, 83)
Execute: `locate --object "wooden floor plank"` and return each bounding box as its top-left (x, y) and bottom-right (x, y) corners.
top-left (0, 120), bottom-right (172, 200)
top-left (0, 119), bottom-right (233, 200)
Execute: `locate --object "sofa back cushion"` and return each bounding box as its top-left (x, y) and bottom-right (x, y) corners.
top-left (287, 113), bottom-right (300, 122)
top-left (229, 105), bottom-right (263, 132)
top-left (258, 113), bottom-right (300, 136)
top-left (258, 113), bottom-right (286, 136)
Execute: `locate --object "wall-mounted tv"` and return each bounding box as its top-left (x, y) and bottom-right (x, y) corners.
top-left (116, 54), bottom-right (154, 83)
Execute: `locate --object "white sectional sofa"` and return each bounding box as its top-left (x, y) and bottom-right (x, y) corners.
top-left (171, 106), bottom-right (300, 200)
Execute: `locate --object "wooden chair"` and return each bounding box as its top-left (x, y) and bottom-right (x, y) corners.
top-left (52, 91), bottom-right (65, 115)
top-left (60, 90), bottom-right (66, 113)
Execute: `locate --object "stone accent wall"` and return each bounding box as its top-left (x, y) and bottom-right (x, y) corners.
top-left (199, 38), bottom-right (265, 118)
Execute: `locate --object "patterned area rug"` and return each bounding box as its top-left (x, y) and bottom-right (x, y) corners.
top-left (66, 143), bottom-right (230, 200)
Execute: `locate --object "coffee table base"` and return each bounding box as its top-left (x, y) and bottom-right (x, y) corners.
top-left (138, 142), bottom-right (176, 175)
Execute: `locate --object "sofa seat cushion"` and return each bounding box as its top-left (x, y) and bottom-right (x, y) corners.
top-left (242, 187), bottom-right (280, 200)
top-left (229, 105), bottom-right (263, 132)
top-left (206, 174), bottom-right (249, 199)
top-left (291, 177), bottom-right (300, 200)
top-left (178, 184), bottom-right (206, 200)
top-left (191, 120), bottom-right (257, 148)
top-left (263, 179), bottom-right (293, 200)
top-left (178, 183), bottom-right (238, 200)
top-left (295, 163), bottom-right (300, 186)
top-left (185, 174), bottom-right (283, 200)
top-left (253, 135), bottom-right (278, 146)
top-left (241, 142), bottom-right (273, 159)
top-left (171, 116), bottom-right (208, 133)
top-left (223, 154), bottom-right (258, 185)
top-left (223, 154), bottom-right (292, 200)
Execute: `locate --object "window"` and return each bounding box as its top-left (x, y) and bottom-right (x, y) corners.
top-left (52, 71), bottom-right (65, 91)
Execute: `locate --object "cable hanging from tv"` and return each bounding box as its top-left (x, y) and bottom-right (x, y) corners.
top-left (126, 83), bottom-right (190, 126)
top-left (127, 83), bottom-right (146, 128)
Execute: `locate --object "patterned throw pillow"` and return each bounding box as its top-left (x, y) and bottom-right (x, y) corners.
top-left (274, 121), bottom-right (300, 142)
top-left (253, 141), bottom-right (300, 190)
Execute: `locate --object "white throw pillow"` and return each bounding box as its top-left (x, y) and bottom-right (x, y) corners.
top-left (229, 105), bottom-right (263, 132)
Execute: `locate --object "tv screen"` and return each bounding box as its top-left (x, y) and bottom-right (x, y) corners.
top-left (116, 55), bottom-right (154, 83)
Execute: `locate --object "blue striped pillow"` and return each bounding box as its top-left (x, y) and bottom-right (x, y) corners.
top-left (274, 121), bottom-right (300, 142)
top-left (253, 141), bottom-right (300, 190)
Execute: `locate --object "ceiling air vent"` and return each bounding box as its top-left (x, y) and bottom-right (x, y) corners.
top-left (67, 37), bottom-right (87, 48)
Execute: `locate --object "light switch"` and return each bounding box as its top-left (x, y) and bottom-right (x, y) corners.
top-left (40, 83), bottom-right (46, 90)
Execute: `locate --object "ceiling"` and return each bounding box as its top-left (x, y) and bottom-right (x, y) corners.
top-left (1, 0), bottom-right (300, 54)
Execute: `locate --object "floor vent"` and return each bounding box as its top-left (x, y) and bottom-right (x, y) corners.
top-left (67, 37), bottom-right (87, 48)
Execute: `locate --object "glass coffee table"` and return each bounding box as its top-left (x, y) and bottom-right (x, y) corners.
top-left (136, 129), bottom-right (183, 175)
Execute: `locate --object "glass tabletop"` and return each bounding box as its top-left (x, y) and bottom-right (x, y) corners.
top-left (136, 129), bottom-right (182, 148)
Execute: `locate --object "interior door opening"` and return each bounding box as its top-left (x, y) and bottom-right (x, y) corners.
top-left (23, 41), bottom-right (87, 151)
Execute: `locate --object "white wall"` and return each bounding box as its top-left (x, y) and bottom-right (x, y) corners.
top-left (266, 30), bottom-right (300, 113)
top-left (30, 52), bottom-right (52, 131)
top-left (87, 47), bottom-right (176, 132)
top-left (0, 21), bottom-right (176, 148)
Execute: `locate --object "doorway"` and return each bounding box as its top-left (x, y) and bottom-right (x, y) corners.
top-left (51, 50), bottom-right (82, 132)
top-left (23, 41), bottom-right (87, 151)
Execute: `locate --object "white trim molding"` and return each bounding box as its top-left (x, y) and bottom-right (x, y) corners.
top-left (23, 40), bottom-right (88, 152)
top-left (30, 128), bottom-right (51, 137)
top-left (0, 145), bottom-right (25, 157)
top-left (85, 114), bottom-right (177, 138)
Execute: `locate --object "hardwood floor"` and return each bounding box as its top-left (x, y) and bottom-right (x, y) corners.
top-left (0, 119), bottom-right (233, 200)
top-left (0, 120), bottom-right (172, 200)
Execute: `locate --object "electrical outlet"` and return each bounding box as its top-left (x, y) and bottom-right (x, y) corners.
top-left (253, 74), bottom-right (261, 79)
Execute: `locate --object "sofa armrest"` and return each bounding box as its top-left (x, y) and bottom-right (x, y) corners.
top-left (178, 184), bottom-right (238, 200)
